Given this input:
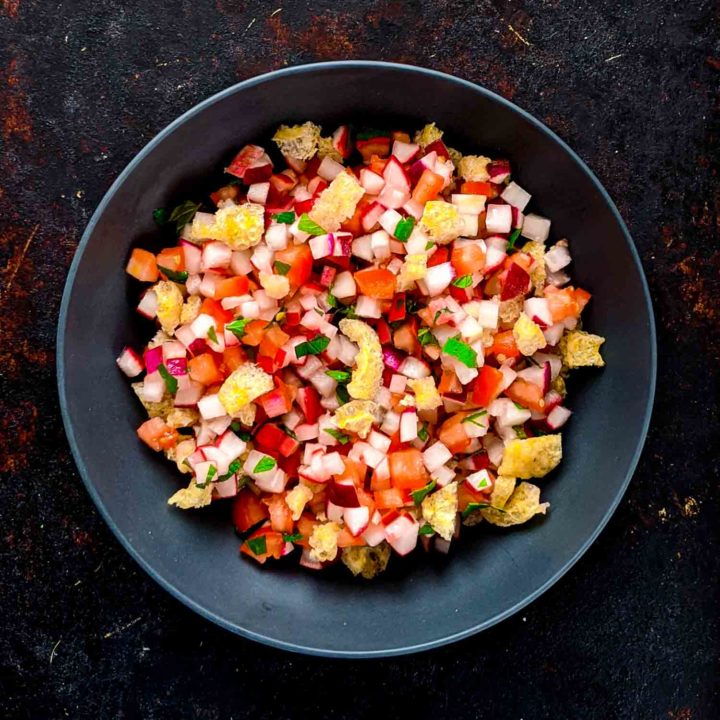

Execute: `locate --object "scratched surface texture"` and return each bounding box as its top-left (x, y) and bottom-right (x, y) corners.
top-left (1, 0), bottom-right (718, 718)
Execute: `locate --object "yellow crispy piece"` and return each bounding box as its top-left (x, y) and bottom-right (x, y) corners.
top-left (168, 479), bottom-right (213, 510)
top-left (396, 253), bottom-right (428, 291)
top-left (174, 438), bottom-right (196, 475)
top-left (408, 377), bottom-right (443, 411)
top-left (317, 136), bottom-right (343, 162)
top-left (154, 281), bottom-right (183, 334)
top-left (499, 434), bottom-right (562, 479)
top-left (342, 544), bottom-right (391, 579)
top-left (421, 482), bottom-right (458, 541)
top-left (339, 318), bottom-right (382, 401)
top-left (335, 400), bottom-right (379, 439)
top-left (414, 122), bottom-right (443, 148)
top-left (190, 203), bottom-right (264, 250)
top-left (235, 403), bottom-right (257, 427)
top-left (499, 297), bottom-right (524, 326)
top-left (259, 271), bottom-right (290, 300)
top-left (166, 408), bottom-right (199, 428)
top-left (513, 313), bottom-right (547, 356)
top-left (420, 200), bottom-right (465, 245)
top-left (308, 521), bottom-right (340, 562)
top-left (481, 482), bottom-right (549, 527)
top-left (147, 329), bottom-right (170, 349)
top-left (458, 155), bottom-right (491, 182)
top-left (180, 295), bottom-right (202, 324)
top-left (272, 122), bottom-right (321, 160)
top-left (308, 171), bottom-right (364, 232)
top-left (521, 241), bottom-right (547, 293)
top-left (463, 475), bottom-right (516, 526)
top-left (447, 146), bottom-right (463, 167)
top-left (285, 483), bottom-right (313, 521)
top-left (552, 374), bottom-right (567, 397)
top-left (218, 364), bottom-right (274, 415)
top-left (560, 330), bottom-right (606, 368)
top-left (131, 383), bottom-right (173, 418)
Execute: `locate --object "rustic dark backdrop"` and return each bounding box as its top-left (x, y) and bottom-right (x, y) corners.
top-left (1, 1), bottom-right (718, 718)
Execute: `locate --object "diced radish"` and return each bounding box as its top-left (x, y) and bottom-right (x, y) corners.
top-left (380, 409), bottom-right (401, 435)
top-left (185, 274), bottom-right (202, 295)
top-left (181, 242), bottom-right (202, 274)
top-left (351, 234), bottom-right (374, 262)
top-left (498, 362), bottom-right (517, 391)
top-left (230, 250), bottom-right (253, 276)
top-left (247, 182), bottom-right (270, 205)
top-left (331, 124), bottom-right (351, 158)
top-left (378, 209), bottom-right (402, 236)
top-left (483, 236), bottom-right (508, 272)
top-left (459, 213), bottom-right (479, 237)
top-left (517, 362), bottom-right (551, 393)
top-left (501, 181), bottom-right (531, 211)
top-left (165, 357), bottom-right (187, 376)
top-left (385, 515), bottom-right (419, 556)
top-left (251, 244), bottom-right (274, 272)
top-left (487, 159), bottom-right (511, 183)
top-left (174, 376), bottom-right (204, 407)
top-left (143, 344), bottom-right (163, 372)
top-left (402, 198), bottom-right (424, 220)
top-left (521, 213), bottom-right (551, 243)
top-left (425, 262), bottom-right (455, 296)
top-left (489, 398), bottom-right (532, 427)
top-left (317, 156), bottom-right (345, 181)
top-left (361, 201), bottom-right (385, 232)
top-left (137, 289), bottom-right (158, 319)
top-left (544, 389), bottom-right (564, 412)
top-left (383, 156), bottom-right (411, 192)
top-left (545, 243), bottom-right (571, 272)
top-left (368, 430), bottom-right (391, 454)
top-left (265, 223), bottom-right (289, 250)
top-left (524, 297), bottom-right (552, 328)
top-left (392, 140), bottom-right (420, 164)
top-left (331, 270), bottom-right (357, 300)
top-left (543, 323), bottom-right (565, 346)
top-left (326, 500), bottom-right (344, 521)
top-left (399, 356), bottom-right (431, 379)
top-left (256, 467), bottom-right (288, 493)
top-left (400, 411), bottom-right (418, 442)
top-left (423, 441), bottom-right (452, 472)
top-left (197, 393), bottom-right (226, 420)
top-left (226, 144), bottom-right (273, 183)
top-left (142, 371), bottom-right (165, 402)
top-left (533, 352), bottom-right (562, 379)
top-left (213, 475), bottom-right (238, 499)
top-left (451, 193), bottom-right (486, 214)
top-left (201, 242), bottom-right (232, 271)
top-left (485, 204), bottom-right (513, 234)
top-left (370, 229), bottom-right (392, 260)
top-left (355, 295), bottom-right (381, 318)
top-left (466, 468), bottom-right (493, 492)
top-left (378, 185), bottom-right (410, 209)
top-left (362, 522), bottom-right (386, 547)
top-left (389, 374), bottom-right (407, 394)
top-left (309, 233), bottom-right (334, 260)
top-left (344, 505), bottom-right (370, 536)
top-left (116, 346), bottom-right (144, 377)
top-left (407, 150), bottom-right (437, 184)
top-left (547, 405), bottom-right (572, 429)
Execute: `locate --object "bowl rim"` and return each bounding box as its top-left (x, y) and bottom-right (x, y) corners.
top-left (57, 60), bottom-right (657, 658)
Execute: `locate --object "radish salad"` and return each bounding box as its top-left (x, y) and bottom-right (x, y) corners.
top-left (119, 121), bottom-right (606, 579)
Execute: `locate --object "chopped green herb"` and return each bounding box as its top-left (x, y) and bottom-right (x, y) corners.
top-left (461, 502), bottom-right (491, 519)
top-left (507, 228), bottom-right (521, 252)
top-left (452, 274), bottom-right (473, 288)
top-left (157, 364), bottom-right (178, 394)
top-left (512, 401), bottom-right (525, 410)
top-left (280, 425), bottom-right (298, 440)
top-left (418, 523), bottom-right (435, 536)
top-left (225, 318), bottom-right (252, 339)
top-left (273, 211), bottom-right (295, 224)
top-left (418, 424), bottom-right (429, 442)
top-left (197, 464), bottom-right (217, 488)
top-left (324, 427), bottom-right (351, 444)
top-left (356, 128), bottom-right (389, 141)
top-left (207, 326), bottom-right (218, 344)
top-left (230, 421), bottom-right (242, 432)
top-left (411, 479), bottom-right (437, 505)
top-left (326, 293), bottom-right (338, 308)
top-left (405, 295), bottom-right (420, 315)
top-left (157, 265), bottom-right (189, 283)
top-left (217, 459), bottom-right (242, 482)
top-left (417, 327), bottom-right (438, 347)
top-left (425, 241), bottom-right (435, 250)
top-left (153, 207), bottom-right (168, 227)
top-left (246, 535), bottom-right (268, 556)
top-left (253, 456), bottom-right (277, 474)
top-left (336, 384), bottom-right (350, 405)
top-left (433, 309), bottom-right (443, 325)
top-left (394, 216), bottom-right (415, 241)
top-left (282, 533), bottom-right (303, 543)
top-left (230, 424), bottom-right (252, 441)
top-left (462, 410), bottom-right (488, 427)
top-left (298, 213), bottom-right (326, 235)
top-left (325, 369), bottom-right (351, 382)
top-left (295, 335), bottom-right (331, 358)
top-left (274, 260), bottom-right (291, 275)
top-left (442, 337), bottom-right (478, 368)
top-left (168, 200), bottom-right (201, 234)
top-left (514, 426), bottom-right (528, 439)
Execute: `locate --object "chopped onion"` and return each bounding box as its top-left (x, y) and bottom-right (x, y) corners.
top-left (359, 168), bottom-right (385, 194)
top-left (425, 262), bottom-right (455, 296)
top-left (317, 156), bottom-right (344, 181)
top-left (521, 213), bottom-right (551, 243)
top-left (500, 181), bottom-right (531, 211)
top-left (545, 243), bottom-right (571, 272)
top-left (485, 203), bottom-right (513, 234)
top-left (422, 441), bottom-right (452, 472)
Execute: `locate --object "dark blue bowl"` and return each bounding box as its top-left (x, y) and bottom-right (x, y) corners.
top-left (57, 61), bottom-right (656, 657)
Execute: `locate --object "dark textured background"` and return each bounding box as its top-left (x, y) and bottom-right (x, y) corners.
top-left (1, 1), bottom-right (718, 718)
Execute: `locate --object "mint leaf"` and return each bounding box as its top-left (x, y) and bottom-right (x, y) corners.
top-left (157, 265), bottom-right (188, 283)
top-left (295, 335), bottom-right (330, 358)
top-left (452, 274), bottom-right (473, 288)
top-left (253, 456), bottom-right (277, 474)
top-left (273, 211), bottom-right (295, 224)
top-left (226, 318), bottom-right (252, 339)
top-left (411, 479), bottom-right (437, 506)
top-left (442, 337), bottom-right (477, 368)
top-left (325, 369), bottom-right (351, 382)
top-left (157, 363), bottom-right (178, 394)
top-left (324, 427), bottom-right (350, 444)
top-left (246, 535), bottom-right (267, 555)
top-left (298, 213), bottom-right (326, 235)
top-left (274, 260), bottom-right (291, 276)
top-left (168, 200), bottom-right (201, 234)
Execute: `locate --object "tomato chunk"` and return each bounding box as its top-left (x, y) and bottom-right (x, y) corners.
top-left (232, 489), bottom-right (269, 533)
top-left (275, 243), bottom-right (313, 288)
top-left (354, 267), bottom-right (396, 300)
top-left (126, 249), bottom-right (159, 282)
top-left (389, 449), bottom-right (429, 490)
top-left (472, 365), bottom-right (504, 407)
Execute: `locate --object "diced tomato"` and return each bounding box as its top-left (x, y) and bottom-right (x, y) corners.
top-left (188, 352), bottom-right (223, 385)
top-left (392, 130), bottom-right (411, 143)
top-left (505, 379), bottom-right (546, 413)
top-left (375, 318), bottom-right (392, 345)
top-left (241, 528), bottom-right (284, 564)
top-left (451, 243), bottom-right (485, 276)
top-left (368, 154), bottom-right (388, 175)
top-left (393, 323), bottom-right (419, 355)
top-left (335, 457), bottom-right (367, 487)
top-left (460, 181), bottom-right (493, 196)
top-left (214, 275), bottom-right (249, 299)
top-left (457, 481), bottom-right (488, 512)
top-left (199, 298), bottom-right (233, 328)
top-left (222, 345), bottom-right (245, 373)
top-left (472, 365), bottom-right (504, 407)
top-left (156, 247), bottom-right (185, 275)
top-left (500, 262), bottom-right (531, 301)
top-left (258, 381), bottom-right (294, 418)
top-left (387, 293), bottom-right (406, 323)
top-left (296, 513), bottom-right (319, 548)
top-left (374, 487), bottom-right (409, 509)
top-left (370, 466), bottom-right (392, 491)
top-left (438, 368), bottom-right (462, 395)
top-left (354, 267), bottom-right (396, 300)
top-left (337, 527), bottom-right (365, 547)
top-left (427, 246), bottom-right (449, 267)
top-left (232, 489), bottom-right (269, 532)
top-left (411, 168), bottom-right (444, 204)
top-left (275, 243), bottom-right (313, 288)
top-left (259, 324), bottom-right (290, 358)
top-left (545, 286), bottom-right (580, 322)
top-left (389, 448), bottom-right (429, 490)
top-left (357, 137), bottom-right (391, 162)
top-left (489, 330), bottom-right (521, 361)
top-left (296, 386), bottom-right (322, 424)
top-left (136, 417), bottom-right (178, 451)
top-left (263, 494), bottom-right (294, 534)
top-left (241, 319), bottom-right (270, 347)
top-left (126, 248), bottom-right (159, 282)
top-left (574, 287), bottom-right (592, 312)
top-left (437, 413), bottom-right (471, 454)
top-left (340, 195), bottom-right (373, 235)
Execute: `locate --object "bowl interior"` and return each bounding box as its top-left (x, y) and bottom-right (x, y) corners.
top-left (58, 62), bottom-right (655, 656)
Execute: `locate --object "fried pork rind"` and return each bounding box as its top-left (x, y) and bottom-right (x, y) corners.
top-left (560, 330), bottom-right (606, 368)
top-left (408, 377), bottom-right (443, 411)
top-left (463, 475), bottom-right (516, 526)
top-left (521, 241), bottom-right (547, 293)
top-left (285, 483), bottom-right (314, 521)
top-left (190, 203), bottom-right (264, 250)
top-left (481, 482), bottom-right (549, 527)
top-left (342, 544), bottom-right (391, 579)
top-left (414, 122), bottom-right (443, 148)
top-left (173, 438), bottom-right (196, 475)
top-left (396, 253), bottom-right (428, 291)
top-left (154, 281), bottom-right (183, 334)
top-left (421, 482), bottom-right (458, 541)
top-left (499, 297), bottom-right (524, 326)
top-left (308, 521), bottom-right (341, 562)
top-left (339, 319), bottom-right (382, 401)
top-left (132, 383), bottom-right (174, 418)
top-left (447, 146), bottom-right (463, 167)
top-left (272, 122), bottom-right (321, 160)
top-left (317, 136), bottom-right (342, 162)
top-left (458, 155), bottom-right (491, 182)
top-left (420, 200), bottom-right (465, 245)
top-left (513, 312), bottom-right (548, 356)
top-left (218, 364), bottom-right (274, 415)
top-left (259, 270), bottom-right (290, 300)
top-left (335, 400), bottom-right (379, 439)
top-left (166, 408), bottom-right (199, 428)
top-left (499, 434), bottom-right (562, 479)
top-left (180, 295), bottom-right (202, 324)
top-left (308, 171), bottom-right (364, 232)
top-left (168, 479), bottom-right (213, 509)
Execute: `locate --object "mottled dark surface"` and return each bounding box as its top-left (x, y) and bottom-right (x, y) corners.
top-left (1, 0), bottom-right (718, 717)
